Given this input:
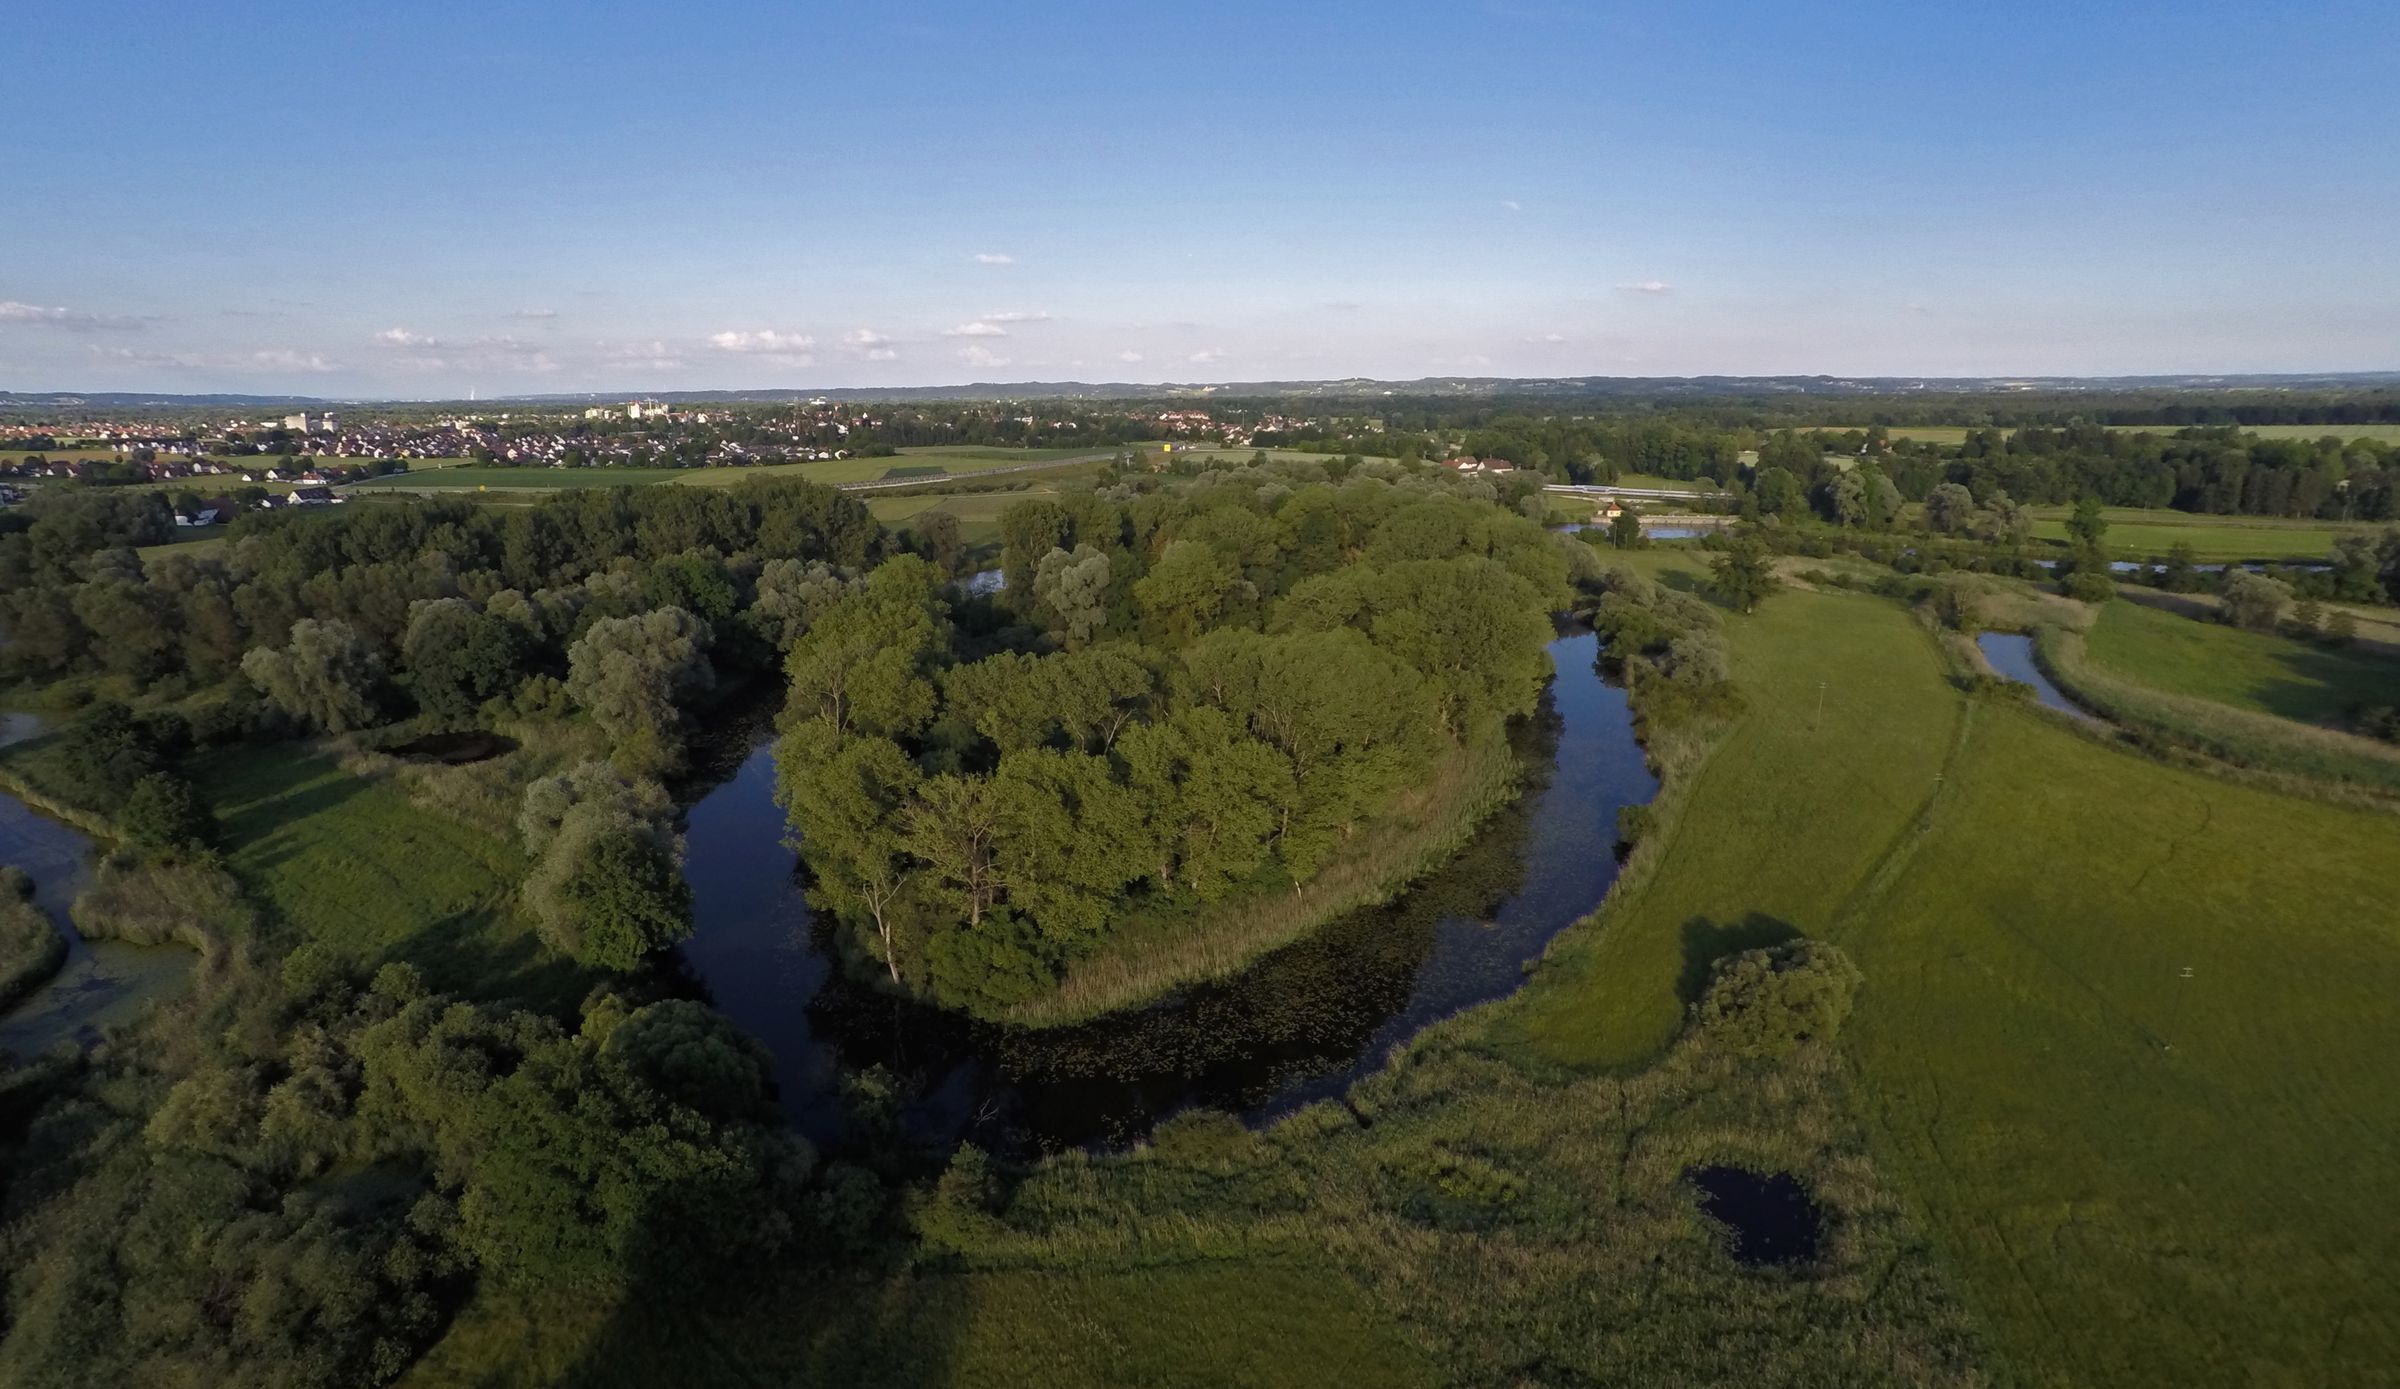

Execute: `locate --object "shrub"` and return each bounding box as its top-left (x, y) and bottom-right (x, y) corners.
top-left (120, 771), bottom-right (214, 853)
top-left (2220, 571), bottom-right (2291, 632)
top-left (1692, 939), bottom-right (1863, 1061)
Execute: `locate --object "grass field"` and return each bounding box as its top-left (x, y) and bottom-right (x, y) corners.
top-left (2109, 423), bottom-right (2400, 444)
top-left (133, 524), bottom-right (229, 563)
top-left (401, 1262), bottom-right (1432, 1389)
top-left (871, 486), bottom-right (1067, 543)
top-left (1499, 559), bottom-right (1961, 1068)
top-left (190, 745), bottom-right (586, 1005)
top-left (340, 446), bottom-right (1099, 493)
top-left (674, 445), bottom-right (1099, 489)
top-left (2025, 506), bottom-right (2372, 562)
top-left (1487, 568), bottom-right (2400, 1384)
top-left (1845, 703), bottom-right (2400, 1385)
top-left (1810, 426), bottom-right (1976, 445)
top-left (2084, 599), bottom-right (2400, 724)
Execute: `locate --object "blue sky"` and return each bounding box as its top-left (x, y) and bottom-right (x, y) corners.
top-left (6, 0), bottom-right (2396, 395)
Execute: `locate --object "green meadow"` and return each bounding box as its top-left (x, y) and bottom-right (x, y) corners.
top-left (1490, 561), bottom-right (2400, 1385)
top-left (2026, 506), bottom-right (2368, 562)
top-left (2108, 422), bottom-right (2400, 444)
top-left (2085, 599), bottom-right (2400, 724)
top-left (346, 466), bottom-right (693, 490)
top-left (191, 744), bottom-right (590, 1007)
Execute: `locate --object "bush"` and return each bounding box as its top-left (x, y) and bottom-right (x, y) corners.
top-left (1692, 939), bottom-right (1863, 1061)
top-left (120, 772), bottom-right (214, 853)
top-left (0, 867), bottom-right (68, 1014)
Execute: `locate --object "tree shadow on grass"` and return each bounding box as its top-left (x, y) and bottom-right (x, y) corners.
top-left (382, 910), bottom-right (602, 1017)
top-left (1677, 913), bottom-right (1801, 1007)
top-left (550, 1187), bottom-right (969, 1388)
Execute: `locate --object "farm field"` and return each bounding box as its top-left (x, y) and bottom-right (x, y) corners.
top-left (675, 445), bottom-right (1100, 488)
top-left (1490, 566), bottom-right (2400, 1385)
top-left (342, 446), bottom-right (1100, 492)
top-left (2024, 505), bottom-right (2371, 562)
top-left (347, 466), bottom-right (692, 491)
top-left (2084, 599), bottom-right (2400, 724)
top-left (191, 745), bottom-right (586, 1007)
top-left (1810, 425), bottom-right (1975, 445)
top-left (2108, 423), bottom-right (2400, 444)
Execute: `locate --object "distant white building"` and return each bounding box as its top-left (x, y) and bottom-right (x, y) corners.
top-left (627, 400), bottom-right (671, 421)
top-left (282, 412), bottom-right (334, 434)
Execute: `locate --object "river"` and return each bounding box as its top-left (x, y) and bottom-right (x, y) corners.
top-left (0, 715), bottom-right (195, 1057)
top-left (675, 628), bottom-right (1657, 1152)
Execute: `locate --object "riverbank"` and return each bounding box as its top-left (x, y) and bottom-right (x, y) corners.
top-left (1481, 551), bottom-right (2400, 1385)
top-left (2033, 622), bottom-right (2400, 804)
top-left (1000, 718), bottom-right (1524, 1028)
top-left (0, 873), bottom-right (67, 1014)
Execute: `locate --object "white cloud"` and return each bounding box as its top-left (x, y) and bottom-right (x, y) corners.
top-left (1526, 332), bottom-right (1568, 344)
top-left (249, 349), bottom-right (340, 373)
top-left (505, 307), bottom-right (559, 320)
top-left (943, 320), bottom-right (1009, 338)
top-left (709, 329), bottom-right (815, 355)
top-left (1188, 348), bottom-right (1224, 364)
top-left (1501, 199), bottom-right (1522, 212)
top-left (87, 345), bottom-right (201, 370)
top-left (973, 252), bottom-right (1015, 265)
top-left (1118, 350), bottom-right (1145, 363)
top-left (0, 300), bottom-right (142, 331)
top-left (376, 327), bottom-right (440, 347)
top-left (843, 328), bottom-right (898, 361)
top-left (599, 340), bottom-right (686, 371)
top-left (1617, 279), bottom-right (1674, 295)
top-left (982, 310), bottom-right (1052, 325)
top-left (958, 344), bottom-right (1010, 369)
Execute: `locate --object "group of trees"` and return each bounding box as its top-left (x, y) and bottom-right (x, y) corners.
top-left (776, 462), bottom-right (1575, 1014)
top-left (0, 480), bottom-right (886, 776)
top-left (0, 949), bottom-right (833, 1388)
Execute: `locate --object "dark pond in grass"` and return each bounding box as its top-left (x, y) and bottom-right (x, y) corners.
top-left (1975, 632), bottom-right (2097, 721)
top-left (0, 715), bottom-right (195, 1058)
top-left (1688, 1165), bottom-right (1824, 1267)
top-left (675, 628), bottom-right (1657, 1153)
top-left (387, 730), bottom-right (517, 764)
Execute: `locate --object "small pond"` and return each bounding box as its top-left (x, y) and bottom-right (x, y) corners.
top-left (0, 716), bottom-right (196, 1058)
top-left (1554, 521), bottom-right (1714, 540)
top-left (676, 628), bottom-right (1658, 1152)
top-left (1975, 632), bottom-right (2097, 721)
top-left (1688, 1165), bottom-right (1824, 1267)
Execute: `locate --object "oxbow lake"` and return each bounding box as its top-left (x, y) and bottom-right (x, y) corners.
top-left (676, 628), bottom-right (1658, 1152)
top-left (1975, 633), bottom-right (2095, 721)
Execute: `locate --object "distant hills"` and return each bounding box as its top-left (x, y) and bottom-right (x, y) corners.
top-left (4, 371), bottom-right (2398, 411)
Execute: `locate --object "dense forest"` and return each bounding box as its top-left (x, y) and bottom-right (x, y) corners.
top-left (775, 466), bottom-right (1575, 1012)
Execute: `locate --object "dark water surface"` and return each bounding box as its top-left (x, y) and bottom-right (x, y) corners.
top-left (1975, 632), bottom-right (2097, 721)
top-left (1688, 1165), bottom-right (1824, 1266)
top-left (677, 630), bottom-right (1657, 1152)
